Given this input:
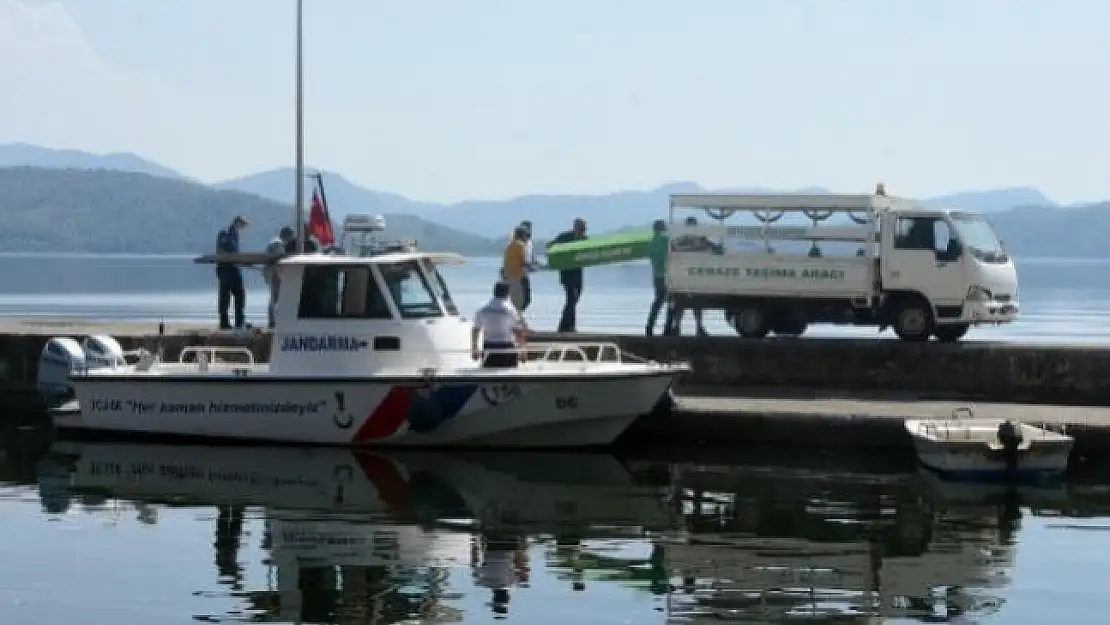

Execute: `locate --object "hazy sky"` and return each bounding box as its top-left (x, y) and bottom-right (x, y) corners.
top-left (2, 0), bottom-right (1108, 203)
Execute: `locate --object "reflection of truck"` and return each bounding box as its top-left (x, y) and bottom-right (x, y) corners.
top-left (665, 192), bottom-right (1019, 342)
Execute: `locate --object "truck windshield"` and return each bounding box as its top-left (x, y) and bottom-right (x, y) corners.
top-left (950, 212), bottom-right (1008, 263)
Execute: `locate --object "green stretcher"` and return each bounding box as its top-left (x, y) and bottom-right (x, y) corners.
top-left (544, 230), bottom-right (654, 271)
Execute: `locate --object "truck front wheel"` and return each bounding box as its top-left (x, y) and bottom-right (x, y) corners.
top-left (892, 300), bottom-right (933, 342)
top-left (731, 307), bottom-right (769, 339)
top-left (934, 324), bottom-right (970, 342)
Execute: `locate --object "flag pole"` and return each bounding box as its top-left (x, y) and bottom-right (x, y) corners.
top-left (293, 0), bottom-right (306, 253)
top-left (313, 172), bottom-right (331, 220)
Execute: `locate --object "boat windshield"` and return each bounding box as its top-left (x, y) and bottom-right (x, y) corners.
top-left (421, 259), bottom-right (460, 316)
top-left (378, 260), bottom-right (446, 319)
top-left (950, 212), bottom-right (1008, 263)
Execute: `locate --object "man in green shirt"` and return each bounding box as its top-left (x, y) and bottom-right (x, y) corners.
top-left (646, 219), bottom-right (673, 336)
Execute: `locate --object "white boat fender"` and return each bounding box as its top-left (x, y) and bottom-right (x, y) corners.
top-left (37, 337), bottom-right (86, 402)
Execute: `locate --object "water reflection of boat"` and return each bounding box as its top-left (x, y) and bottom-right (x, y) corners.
top-left (44, 441), bottom-right (678, 532)
top-left (915, 465), bottom-right (1070, 508)
top-left (557, 459), bottom-right (1019, 623)
top-left (37, 441), bottom-right (678, 623)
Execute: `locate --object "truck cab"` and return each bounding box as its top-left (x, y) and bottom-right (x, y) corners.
top-left (877, 209), bottom-right (1017, 340)
top-left (665, 192), bottom-right (1019, 342)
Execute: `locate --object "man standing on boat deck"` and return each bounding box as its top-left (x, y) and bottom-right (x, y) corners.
top-left (216, 215), bottom-right (249, 330)
top-left (263, 227), bottom-right (294, 328)
top-left (502, 226), bottom-right (529, 310)
top-left (546, 218), bottom-right (587, 332)
top-left (519, 220), bottom-right (538, 312)
top-left (472, 281), bottom-right (528, 368)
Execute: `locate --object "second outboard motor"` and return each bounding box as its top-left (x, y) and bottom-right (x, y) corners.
top-left (81, 335), bottom-right (127, 368)
top-left (997, 419), bottom-right (1024, 477)
top-left (36, 337), bottom-right (86, 403)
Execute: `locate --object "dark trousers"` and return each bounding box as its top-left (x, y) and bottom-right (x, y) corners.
top-left (482, 341), bottom-right (519, 368)
top-left (520, 275), bottom-right (532, 312)
top-left (217, 269), bottom-right (246, 329)
top-left (557, 283), bottom-right (581, 333)
top-left (669, 304), bottom-right (704, 335)
top-left (646, 277), bottom-right (673, 334)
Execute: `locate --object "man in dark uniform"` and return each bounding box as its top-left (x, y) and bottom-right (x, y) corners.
top-left (546, 218), bottom-right (587, 333)
top-left (216, 215), bottom-right (249, 329)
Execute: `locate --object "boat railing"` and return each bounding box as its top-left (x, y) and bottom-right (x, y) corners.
top-left (178, 346), bottom-right (256, 365)
top-left (481, 341), bottom-right (663, 365)
top-left (913, 411), bottom-right (1068, 443)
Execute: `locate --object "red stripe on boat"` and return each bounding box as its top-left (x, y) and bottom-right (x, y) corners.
top-left (354, 386), bottom-right (415, 442)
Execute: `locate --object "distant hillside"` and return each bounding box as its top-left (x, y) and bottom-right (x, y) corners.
top-left (0, 168), bottom-right (503, 255)
top-left (0, 143), bottom-right (185, 180)
top-left (213, 168), bottom-right (432, 216)
top-left (218, 168), bottom-right (1061, 239)
top-left (989, 203), bottom-right (1110, 259)
top-left (3, 143), bottom-right (1105, 257)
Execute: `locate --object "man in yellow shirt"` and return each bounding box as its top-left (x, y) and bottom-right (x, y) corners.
top-left (502, 226), bottom-right (528, 310)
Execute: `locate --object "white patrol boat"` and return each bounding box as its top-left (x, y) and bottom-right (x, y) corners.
top-left (41, 242), bottom-right (686, 447)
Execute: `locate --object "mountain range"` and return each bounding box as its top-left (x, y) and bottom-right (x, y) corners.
top-left (0, 142), bottom-right (1106, 257)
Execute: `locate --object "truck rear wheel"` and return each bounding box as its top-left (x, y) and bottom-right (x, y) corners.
top-left (893, 300), bottom-right (933, 342)
top-left (731, 307), bottom-right (769, 339)
top-left (934, 324), bottom-right (970, 342)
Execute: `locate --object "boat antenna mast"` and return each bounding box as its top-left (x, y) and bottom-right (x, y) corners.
top-left (293, 0), bottom-right (306, 253)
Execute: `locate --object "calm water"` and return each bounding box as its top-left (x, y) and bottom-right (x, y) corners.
top-left (2, 432), bottom-right (1110, 624)
top-left (0, 253), bottom-right (1109, 343)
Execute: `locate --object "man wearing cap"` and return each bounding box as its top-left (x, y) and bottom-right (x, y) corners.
top-left (216, 215), bottom-right (249, 329)
top-left (263, 226), bottom-right (294, 328)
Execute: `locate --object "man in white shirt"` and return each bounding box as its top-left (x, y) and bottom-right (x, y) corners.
top-left (263, 226), bottom-right (294, 328)
top-left (519, 220), bottom-right (538, 312)
top-left (471, 282), bottom-right (528, 367)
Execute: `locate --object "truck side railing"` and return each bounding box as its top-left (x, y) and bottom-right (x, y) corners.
top-left (669, 223), bottom-right (873, 243)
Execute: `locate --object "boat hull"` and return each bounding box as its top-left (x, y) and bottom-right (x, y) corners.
top-left (58, 373), bottom-right (678, 447)
top-left (910, 436), bottom-right (1073, 481)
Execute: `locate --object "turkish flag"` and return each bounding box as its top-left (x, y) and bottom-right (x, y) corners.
top-left (307, 190), bottom-right (335, 247)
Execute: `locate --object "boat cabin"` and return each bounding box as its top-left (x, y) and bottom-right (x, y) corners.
top-left (269, 251), bottom-right (474, 375)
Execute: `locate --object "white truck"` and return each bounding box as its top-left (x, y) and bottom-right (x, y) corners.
top-left (665, 191), bottom-right (1019, 342)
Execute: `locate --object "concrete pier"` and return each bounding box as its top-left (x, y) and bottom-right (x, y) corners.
top-left (532, 332), bottom-right (1110, 406)
top-left (0, 319), bottom-right (268, 393)
top-left (627, 389), bottom-right (1110, 465)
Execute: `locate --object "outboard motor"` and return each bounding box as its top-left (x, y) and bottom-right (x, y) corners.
top-left (81, 335), bottom-right (127, 368)
top-left (997, 419), bottom-right (1024, 478)
top-left (37, 334), bottom-right (128, 404)
top-left (36, 337), bottom-right (86, 403)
